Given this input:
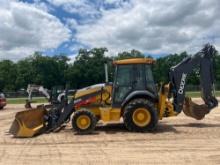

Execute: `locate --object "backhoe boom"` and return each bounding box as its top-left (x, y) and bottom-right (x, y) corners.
top-left (169, 44), bottom-right (218, 114)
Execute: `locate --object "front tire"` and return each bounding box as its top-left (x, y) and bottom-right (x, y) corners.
top-left (123, 98), bottom-right (158, 132)
top-left (72, 109), bottom-right (97, 134)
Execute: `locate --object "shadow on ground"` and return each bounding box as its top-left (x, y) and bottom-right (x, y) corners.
top-left (57, 121), bottom-right (220, 136)
top-left (95, 122), bottom-right (179, 134)
top-left (172, 123), bottom-right (220, 128)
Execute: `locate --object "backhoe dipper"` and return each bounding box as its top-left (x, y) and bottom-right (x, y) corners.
top-left (9, 44), bottom-right (218, 137)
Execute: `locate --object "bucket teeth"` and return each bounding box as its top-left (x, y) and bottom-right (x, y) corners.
top-left (183, 97), bottom-right (210, 120)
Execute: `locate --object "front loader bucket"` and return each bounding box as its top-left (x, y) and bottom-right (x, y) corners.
top-left (183, 97), bottom-right (210, 120)
top-left (9, 108), bottom-right (47, 138)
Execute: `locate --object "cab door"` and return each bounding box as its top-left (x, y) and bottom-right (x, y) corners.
top-left (112, 65), bottom-right (133, 107)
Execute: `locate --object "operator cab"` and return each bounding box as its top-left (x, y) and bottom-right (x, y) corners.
top-left (112, 58), bottom-right (157, 107)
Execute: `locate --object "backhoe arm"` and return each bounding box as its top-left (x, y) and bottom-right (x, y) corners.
top-left (169, 44), bottom-right (218, 114)
top-left (27, 84), bottom-right (50, 101)
top-left (25, 84), bottom-right (51, 109)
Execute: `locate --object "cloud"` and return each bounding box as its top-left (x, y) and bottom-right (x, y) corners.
top-left (65, 18), bottom-right (78, 29)
top-left (47, 0), bottom-right (100, 20)
top-left (32, 0), bottom-right (53, 12)
top-left (103, 0), bottom-right (128, 7)
top-left (67, 54), bottom-right (77, 64)
top-left (0, 1), bottom-right (70, 61)
top-left (75, 0), bottom-right (220, 55)
top-left (46, 0), bottom-right (128, 24)
top-left (1, 0), bottom-right (220, 61)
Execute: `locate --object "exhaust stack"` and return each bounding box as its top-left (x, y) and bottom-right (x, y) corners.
top-left (104, 63), bottom-right (109, 83)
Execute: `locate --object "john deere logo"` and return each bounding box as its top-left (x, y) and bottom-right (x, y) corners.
top-left (178, 73), bottom-right (187, 94)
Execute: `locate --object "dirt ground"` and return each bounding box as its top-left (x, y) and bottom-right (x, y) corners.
top-left (0, 99), bottom-right (220, 165)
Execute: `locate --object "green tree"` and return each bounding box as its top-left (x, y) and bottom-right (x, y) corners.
top-left (66, 48), bottom-right (111, 88)
top-left (30, 52), bottom-right (69, 89)
top-left (214, 51), bottom-right (220, 87)
top-left (0, 47), bottom-right (219, 91)
top-left (153, 52), bottom-right (188, 83)
top-left (115, 49), bottom-right (145, 60)
top-left (0, 60), bottom-right (17, 91)
top-left (16, 58), bottom-right (35, 90)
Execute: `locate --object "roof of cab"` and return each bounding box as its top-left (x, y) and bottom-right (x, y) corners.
top-left (113, 58), bottom-right (155, 65)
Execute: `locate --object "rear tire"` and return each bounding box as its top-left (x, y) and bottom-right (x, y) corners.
top-left (72, 109), bottom-right (97, 134)
top-left (123, 98), bottom-right (158, 132)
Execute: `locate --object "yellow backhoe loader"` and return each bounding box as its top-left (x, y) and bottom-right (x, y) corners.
top-left (9, 44), bottom-right (218, 137)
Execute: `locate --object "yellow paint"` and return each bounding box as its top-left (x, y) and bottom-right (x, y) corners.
top-left (76, 115), bottom-right (91, 130)
top-left (9, 108), bottom-right (46, 137)
top-left (158, 83), bottom-right (178, 119)
top-left (158, 83), bottom-right (170, 119)
top-left (113, 58), bottom-right (155, 65)
top-left (109, 108), bottom-right (121, 121)
top-left (158, 93), bottom-right (166, 120)
top-left (132, 108), bottom-right (151, 127)
top-left (75, 86), bottom-right (102, 98)
top-left (165, 101), bottom-right (177, 117)
top-left (76, 107), bottom-right (121, 122)
top-left (11, 119), bottom-right (44, 137)
top-left (73, 83), bottom-right (112, 107)
top-left (99, 107), bottom-right (111, 121)
top-left (89, 107), bottom-right (101, 115)
top-left (99, 107), bottom-right (121, 122)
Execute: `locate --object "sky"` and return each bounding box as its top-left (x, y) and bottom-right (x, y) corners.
top-left (0, 0), bottom-right (220, 61)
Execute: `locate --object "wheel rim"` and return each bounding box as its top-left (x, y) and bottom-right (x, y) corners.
top-left (132, 108), bottom-right (151, 127)
top-left (76, 115), bottom-right (91, 130)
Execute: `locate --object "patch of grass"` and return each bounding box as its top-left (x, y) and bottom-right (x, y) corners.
top-left (7, 97), bottom-right (48, 104)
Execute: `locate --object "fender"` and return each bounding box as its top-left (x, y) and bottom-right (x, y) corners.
top-left (121, 90), bottom-right (158, 108)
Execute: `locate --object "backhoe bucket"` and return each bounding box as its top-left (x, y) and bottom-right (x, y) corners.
top-left (183, 97), bottom-right (210, 120)
top-left (9, 108), bottom-right (47, 138)
top-left (25, 100), bottom-right (32, 109)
